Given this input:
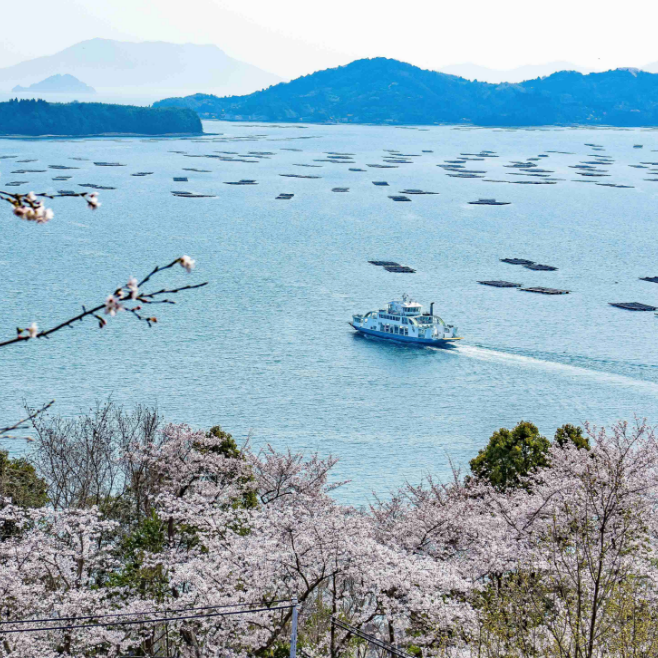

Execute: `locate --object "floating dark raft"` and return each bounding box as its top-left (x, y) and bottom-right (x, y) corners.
top-left (469, 199), bottom-right (510, 205)
top-left (367, 164), bottom-right (398, 169)
top-left (501, 258), bottom-right (535, 265)
top-left (49, 165), bottom-right (79, 170)
top-left (349, 168), bottom-right (366, 172)
top-left (524, 263), bottom-right (558, 271)
top-left (4, 181), bottom-right (27, 186)
top-left (94, 162), bottom-right (126, 166)
top-left (224, 180), bottom-right (257, 185)
top-left (400, 189), bottom-right (439, 195)
top-left (332, 187), bottom-right (349, 192)
top-left (372, 181), bottom-right (389, 186)
top-left (478, 281), bottom-right (522, 288)
top-left (173, 177), bottom-right (188, 182)
top-left (640, 276), bottom-right (658, 284)
top-left (521, 287), bottom-right (570, 295)
top-left (279, 174), bottom-right (321, 179)
top-left (57, 190), bottom-right (78, 196)
top-left (389, 195), bottom-right (411, 202)
top-left (509, 180), bottom-right (557, 185)
top-left (171, 192), bottom-right (216, 198)
top-left (384, 265), bottom-right (416, 273)
top-left (131, 172), bottom-right (154, 176)
top-left (78, 184), bottom-right (115, 190)
top-left (276, 193), bottom-right (294, 200)
top-left (609, 302), bottom-right (657, 311)
top-left (369, 261), bottom-right (400, 267)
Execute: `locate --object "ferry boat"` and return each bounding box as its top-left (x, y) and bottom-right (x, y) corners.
top-left (350, 295), bottom-right (462, 347)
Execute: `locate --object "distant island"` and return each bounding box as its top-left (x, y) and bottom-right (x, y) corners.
top-left (0, 99), bottom-right (202, 136)
top-left (156, 57), bottom-right (658, 127)
top-left (12, 74), bottom-right (96, 94)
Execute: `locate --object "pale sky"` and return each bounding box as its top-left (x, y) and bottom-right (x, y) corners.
top-left (2, 0), bottom-right (658, 77)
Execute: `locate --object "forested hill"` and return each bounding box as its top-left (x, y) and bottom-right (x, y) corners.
top-left (155, 58), bottom-right (658, 126)
top-left (0, 99), bottom-right (202, 136)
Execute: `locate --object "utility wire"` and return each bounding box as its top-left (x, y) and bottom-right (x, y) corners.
top-left (332, 618), bottom-right (415, 658)
top-left (1, 604), bottom-right (293, 635)
top-left (0, 599), bottom-right (290, 627)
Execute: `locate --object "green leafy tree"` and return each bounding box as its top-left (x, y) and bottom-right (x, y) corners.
top-left (0, 450), bottom-right (48, 508)
top-left (206, 425), bottom-right (258, 510)
top-left (469, 421), bottom-right (550, 490)
top-left (554, 423), bottom-right (590, 450)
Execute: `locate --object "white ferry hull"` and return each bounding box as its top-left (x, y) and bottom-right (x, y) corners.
top-left (350, 323), bottom-right (462, 348)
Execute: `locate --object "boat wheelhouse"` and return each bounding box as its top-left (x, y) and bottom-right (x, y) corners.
top-left (350, 295), bottom-right (462, 347)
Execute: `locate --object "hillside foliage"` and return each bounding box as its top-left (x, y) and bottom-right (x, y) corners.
top-left (156, 58), bottom-right (658, 126)
top-left (0, 98), bottom-right (202, 135)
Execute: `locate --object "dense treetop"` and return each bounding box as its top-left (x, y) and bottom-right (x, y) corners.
top-left (156, 58), bottom-right (658, 126)
top-left (0, 98), bottom-right (202, 136)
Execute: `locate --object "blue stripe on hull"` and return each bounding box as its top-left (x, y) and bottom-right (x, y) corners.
top-left (351, 324), bottom-right (460, 349)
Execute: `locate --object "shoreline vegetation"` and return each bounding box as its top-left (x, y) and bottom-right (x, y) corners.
top-left (0, 131), bottom-right (206, 138)
top-left (156, 57), bottom-right (658, 127)
top-left (0, 98), bottom-right (203, 136)
top-left (2, 403), bottom-right (657, 657)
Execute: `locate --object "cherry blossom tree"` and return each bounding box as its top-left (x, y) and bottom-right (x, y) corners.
top-left (2, 417), bottom-right (658, 658)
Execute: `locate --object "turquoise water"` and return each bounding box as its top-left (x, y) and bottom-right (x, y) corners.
top-left (2, 121), bottom-right (658, 501)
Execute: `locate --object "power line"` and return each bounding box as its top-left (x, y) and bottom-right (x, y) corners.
top-left (332, 618), bottom-right (415, 658)
top-left (0, 599), bottom-right (290, 627)
top-left (1, 604), bottom-right (293, 635)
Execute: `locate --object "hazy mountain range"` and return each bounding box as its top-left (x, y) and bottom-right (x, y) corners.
top-left (0, 39), bottom-right (283, 97)
top-left (437, 61), bottom-right (595, 83)
top-left (155, 57), bottom-right (658, 126)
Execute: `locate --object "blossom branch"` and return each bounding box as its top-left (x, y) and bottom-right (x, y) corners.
top-left (0, 189), bottom-right (100, 223)
top-left (0, 257), bottom-right (206, 348)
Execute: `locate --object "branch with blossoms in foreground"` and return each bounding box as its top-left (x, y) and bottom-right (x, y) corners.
top-left (1, 189), bottom-right (100, 223)
top-left (0, 256), bottom-right (207, 348)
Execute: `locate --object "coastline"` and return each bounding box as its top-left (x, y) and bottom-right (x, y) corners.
top-left (0, 131), bottom-right (208, 139)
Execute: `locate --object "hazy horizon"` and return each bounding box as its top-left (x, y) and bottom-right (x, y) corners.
top-left (2, 0), bottom-right (658, 80)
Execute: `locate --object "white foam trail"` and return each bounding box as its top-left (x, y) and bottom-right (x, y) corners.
top-left (454, 344), bottom-right (658, 395)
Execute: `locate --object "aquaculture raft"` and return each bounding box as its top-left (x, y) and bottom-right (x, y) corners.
top-left (524, 263), bottom-right (558, 271)
top-left (640, 276), bottom-right (658, 283)
top-left (369, 261), bottom-right (400, 267)
top-left (384, 265), bottom-right (416, 273)
top-left (478, 281), bottom-right (522, 288)
top-left (501, 258), bottom-right (534, 266)
top-left (609, 302), bottom-right (658, 311)
top-left (521, 287), bottom-right (570, 295)
top-left (469, 199), bottom-right (510, 205)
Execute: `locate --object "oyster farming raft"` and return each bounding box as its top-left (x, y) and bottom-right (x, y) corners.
top-left (350, 295), bottom-right (462, 347)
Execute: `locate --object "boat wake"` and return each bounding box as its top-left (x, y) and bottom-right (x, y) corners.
top-left (453, 344), bottom-right (658, 395)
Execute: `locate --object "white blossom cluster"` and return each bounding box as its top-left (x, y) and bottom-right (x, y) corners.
top-left (6, 191), bottom-right (101, 225)
top-left (12, 192), bottom-right (54, 223)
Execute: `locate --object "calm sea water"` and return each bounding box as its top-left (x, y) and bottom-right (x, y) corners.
top-left (2, 121), bottom-right (658, 502)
